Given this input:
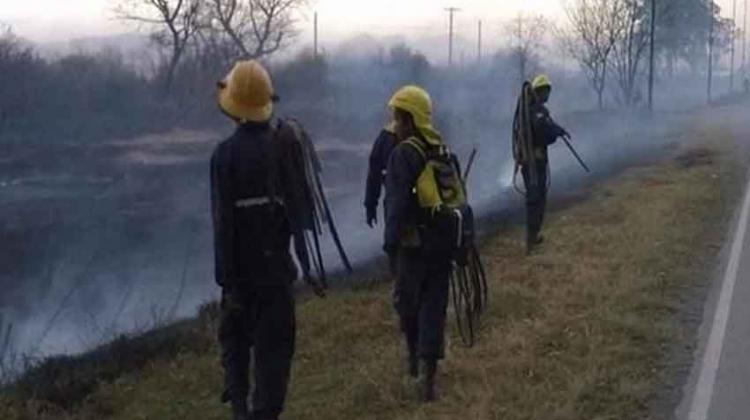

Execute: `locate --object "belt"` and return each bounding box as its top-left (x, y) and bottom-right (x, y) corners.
top-left (234, 196), bottom-right (284, 208)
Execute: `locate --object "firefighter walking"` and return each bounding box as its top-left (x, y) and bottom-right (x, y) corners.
top-left (384, 85), bottom-right (459, 402)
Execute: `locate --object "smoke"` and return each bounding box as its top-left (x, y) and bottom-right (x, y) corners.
top-left (1, 39), bottom-right (748, 379)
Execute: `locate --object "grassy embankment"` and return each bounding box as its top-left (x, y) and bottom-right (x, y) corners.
top-left (0, 123), bottom-right (744, 420)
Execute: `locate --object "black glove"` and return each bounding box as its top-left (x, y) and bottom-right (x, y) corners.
top-left (366, 206), bottom-right (377, 228)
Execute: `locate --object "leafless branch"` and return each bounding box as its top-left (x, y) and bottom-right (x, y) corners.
top-left (505, 13), bottom-right (549, 83)
top-left (114, 0), bottom-right (204, 91)
top-left (207, 0), bottom-right (304, 60)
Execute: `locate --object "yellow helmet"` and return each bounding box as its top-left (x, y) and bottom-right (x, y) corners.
top-left (388, 85), bottom-right (442, 145)
top-left (531, 74), bottom-right (552, 90)
top-left (217, 60), bottom-right (275, 123)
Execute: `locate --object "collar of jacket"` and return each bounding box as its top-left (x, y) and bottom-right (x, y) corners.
top-left (237, 120), bottom-right (271, 131)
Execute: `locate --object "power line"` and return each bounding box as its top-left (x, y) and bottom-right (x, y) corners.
top-left (445, 7), bottom-right (461, 65)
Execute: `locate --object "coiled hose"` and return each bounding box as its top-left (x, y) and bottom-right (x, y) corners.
top-left (450, 245), bottom-right (489, 347)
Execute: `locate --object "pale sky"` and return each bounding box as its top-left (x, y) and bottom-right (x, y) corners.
top-left (1, 0), bottom-right (565, 43)
top-left (0, 0), bottom-right (740, 45)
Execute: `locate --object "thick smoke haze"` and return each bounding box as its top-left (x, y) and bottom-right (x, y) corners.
top-left (1, 12), bottom-right (749, 380)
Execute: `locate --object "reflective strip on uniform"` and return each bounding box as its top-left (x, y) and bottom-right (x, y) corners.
top-left (234, 197), bottom-right (284, 208)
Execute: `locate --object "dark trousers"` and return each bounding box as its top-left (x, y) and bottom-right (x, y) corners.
top-left (393, 248), bottom-right (452, 360)
top-left (219, 285), bottom-right (295, 419)
top-left (521, 161), bottom-right (549, 239)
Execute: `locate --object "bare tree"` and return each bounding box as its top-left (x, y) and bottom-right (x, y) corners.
top-left (611, 0), bottom-right (651, 106)
top-left (0, 25), bottom-right (39, 131)
top-left (208, 0), bottom-right (305, 60)
top-left (506, 13), bottom-right (549, 83)
top-left (561, 0), bottom-right (624, 109)
top-left (115, 0), bottom-right (204, 91)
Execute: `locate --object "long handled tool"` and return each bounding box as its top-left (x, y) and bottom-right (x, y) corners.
top-left (561, 135), bottom-right (590, 173)
top-left (312, 166), bottom-right (353, 274)
top-left (290, 119), bottom-right (353, 275)
top-left (450, 148), bottom-right (489, 347)
top-left (463, 147), bottom-right (478, 181)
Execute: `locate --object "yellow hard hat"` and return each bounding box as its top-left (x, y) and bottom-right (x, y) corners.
top-left (388, 85), bottom-right (442, 145)
top-left (531, 74), bottom-right (552, 90)
top-left (217, 60), bottom-right (275, 123)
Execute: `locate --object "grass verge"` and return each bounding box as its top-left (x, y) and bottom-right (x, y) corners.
top-left (0, 131), bottom-right (743, 420)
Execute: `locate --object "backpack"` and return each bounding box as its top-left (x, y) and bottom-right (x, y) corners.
top-left (405, 137), bottom-right (475, 261)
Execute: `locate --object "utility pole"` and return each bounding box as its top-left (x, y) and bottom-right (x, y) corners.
top-left (708, 0), bottom-right (715, 103)
top-left (445, 7), bottom-right (461, 65)
top-left (743, 0), bottom-right (748, 78)
top-left (648, 0), bottom-right (656, 111)
top-left (477, 19), bottom-right (483, 64)
top-left (314, 12), bottom-right (318, 59)
top-left (731, 0), bottom-right (737, 90)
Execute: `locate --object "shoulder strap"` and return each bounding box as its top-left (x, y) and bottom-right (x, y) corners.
top-left (263, 122), bottom-right (280, 201)
top-left (404, 137), bottom-right (428, 161)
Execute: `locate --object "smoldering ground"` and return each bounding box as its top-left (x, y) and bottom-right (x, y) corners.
top-left (1, 43), bottom-right (748, 380)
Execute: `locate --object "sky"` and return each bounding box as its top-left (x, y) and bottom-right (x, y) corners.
top-left (0, 0), bottom-right (742, 47)
top-left (2, 0), bottom-right (568, 43)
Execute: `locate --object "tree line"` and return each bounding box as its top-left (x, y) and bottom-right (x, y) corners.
top-left (0, 0), bottom-right (741, 144)
top-left (113, 0), bottom-right (306, 92)
top-left (559, 0), bottom-right (736, 108)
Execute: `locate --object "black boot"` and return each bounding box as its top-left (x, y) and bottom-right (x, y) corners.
top-left (526, 234), bottom-right (544, 255)
top-left (418, 359), bottom-right (438, 402)
top-left (230, 398), bottom-right (250, 420)
top-left (407, 340), bottom-right (419, 378)
top-left (408, 351), bottom-right (419, 378)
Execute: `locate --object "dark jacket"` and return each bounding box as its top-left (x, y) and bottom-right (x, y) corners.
top-left (384, 137), bottom-right (427, 251)
top-left (364, 129), bottom-right (397, 215)
top-left (210, 121), bottom-right (306, 288)
top-left (530, 101), bottom-right (567, 161)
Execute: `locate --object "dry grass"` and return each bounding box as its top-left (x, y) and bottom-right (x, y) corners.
top-left (0, 134), bottom-right (742, 420)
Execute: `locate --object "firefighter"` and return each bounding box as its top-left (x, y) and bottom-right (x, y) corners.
top-left (211, 59), bottom-right (312, 420)
top-left (364, 121), bottom-right (398, 274)
top-left (384, 85), bottom-right (452, 402)
top-left (364, 122), bottom-right (397, 229)
top-left (521, 75), bottom-right (570, 253)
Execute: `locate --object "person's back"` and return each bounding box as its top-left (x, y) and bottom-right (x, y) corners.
top-left (384, 85), bottom-right (455, 402)
top-left (211, 59), bottom-right (301, 420)
top-left (211, 122), bottom-right (297, 286)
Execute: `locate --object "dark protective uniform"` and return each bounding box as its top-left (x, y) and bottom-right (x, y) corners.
top-left (364, 128), bottom-right (397, 223)
top-left (523, 100), bottom-right (567, 242)
top-left (384, 138), bottom-right (452, 363)
top-left (211, 121), bottom-right (307, 420)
